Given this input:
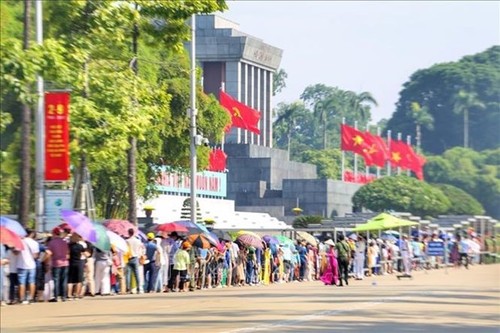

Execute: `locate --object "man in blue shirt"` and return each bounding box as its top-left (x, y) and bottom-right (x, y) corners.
top-left (144, 233), bottom-right (159, 292)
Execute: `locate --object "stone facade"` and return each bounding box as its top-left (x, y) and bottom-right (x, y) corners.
top-left (225, 144), bottom-right (361, 222)
top-left (191, 15), bottom-right (283, 148)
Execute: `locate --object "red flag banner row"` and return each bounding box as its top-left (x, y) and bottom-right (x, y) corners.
top-left (219, 91), bottom-right (261, 135)
top-left (207, 148), bottom-right (227, 172)
top-left (343, 171), bottom-right (376, 184)
top-left (341, 124), bottom-right (425, 180)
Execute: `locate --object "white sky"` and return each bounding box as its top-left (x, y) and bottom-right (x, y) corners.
top-left (220, 1), bottom-right (500, 122)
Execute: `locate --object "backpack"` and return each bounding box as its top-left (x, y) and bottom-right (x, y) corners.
top-left (337, 241), bottom-right (350, 259)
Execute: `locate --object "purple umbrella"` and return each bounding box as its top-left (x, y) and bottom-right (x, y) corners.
top-left (262, 235), bottom-right (279, 245)
top-left (60, 210), bottom-right (97, 243)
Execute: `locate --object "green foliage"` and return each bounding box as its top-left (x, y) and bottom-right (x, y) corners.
top-left (433, 183), bottom-right (484, 215)
top-left (387, 46), bottom-right (500, 154)
top-left (352, 175), bottom-right (451, 217)
top-left (293, 215), bottom-right (323, 228)
top-left (297, 149), bottom-right (342, 180)
top-left (0, 1), bottom-right (228, 219)
top-left (424, 147), bottom-right (500, 218)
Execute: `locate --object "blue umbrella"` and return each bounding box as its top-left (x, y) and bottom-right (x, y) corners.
top-left (0, 216), bottom-right (27, 237)
top-left (381, 234), bottom-right (397, 242)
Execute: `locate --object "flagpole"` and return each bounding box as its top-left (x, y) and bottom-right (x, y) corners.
top-left (387, 130), bottom-right (392, 176)
top-left (397, 132), bottom-right (402, 175)
top-left (354, 121), bottom-right (358, 183)
top-left (406, 135), bottom-right (412, 177)
top-left (376, 127), bottom-right (381, 178)
top-left (35, 0), bottom-right (45, 231)
top-left (341, 117), bottom-right (345, 181)
top-left (221, 82), bottom-right (225, 151)
top-left (365, 124), bottom-right (370, 179)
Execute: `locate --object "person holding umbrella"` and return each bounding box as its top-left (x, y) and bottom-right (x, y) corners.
top-left (47, 227), bottom-right (69, 302)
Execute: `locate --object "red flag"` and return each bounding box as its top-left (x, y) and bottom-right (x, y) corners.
top-left (340, 124), bottom-right (373, 165)
top-left (389, 140), bottom-right (410, 169)
top-left (220, 91), bottom-right (260, 134)
top-left (363, 132), bottom-right (389, 168)
top-left (208, 148), bottom-right (227, 172)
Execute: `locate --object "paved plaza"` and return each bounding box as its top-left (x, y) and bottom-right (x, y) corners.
top-left (1, 264), bottom-right (499, 333)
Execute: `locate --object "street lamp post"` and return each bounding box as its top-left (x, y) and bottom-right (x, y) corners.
top-left (189, 14), bottom-right (197, 226)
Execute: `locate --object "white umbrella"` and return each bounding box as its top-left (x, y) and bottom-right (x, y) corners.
top-left (106, 230), bottom-right (128, 253)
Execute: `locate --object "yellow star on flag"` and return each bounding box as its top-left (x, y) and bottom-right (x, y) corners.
top-left (232, 107), bottom-right (242, 119)
top-left (392, 152), bottom-right (401, 162)
top-left (353, 135), bottom-right (364, 145)
top-left (367, 144), bottom-right (377, 155)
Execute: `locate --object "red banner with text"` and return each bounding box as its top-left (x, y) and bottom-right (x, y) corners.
top-left (44, 92), bottom-right (70, 181)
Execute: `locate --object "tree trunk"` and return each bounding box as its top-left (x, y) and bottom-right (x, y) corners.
top-left (19, 0), bottom-right (31, 227)
top-left (416, 124), bottom-right (421, 153)
top-left (464, 109), bottom-right (469, 148)
top-left (127, 3), bottom-right (139, 225)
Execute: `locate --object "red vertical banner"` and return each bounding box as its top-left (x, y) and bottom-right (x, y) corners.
top-left (44, 92), bottom-right (70, 181)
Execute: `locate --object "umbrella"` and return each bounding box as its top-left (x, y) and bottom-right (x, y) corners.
top-left (384, 230), bottom-right (400, 236)
top-left (103, 219), bottom-right (136, 238)
top-left (91, 222), bottom-right (111, 252)
top-left (354, 213), bottom-right (418, 232)
top-left (381, 234), bottom-right (397, 242)
top-left (0, 226), bottom-right (25, 250)
top-left (275, 235), bottom-right (295, 246)
top-left (156, 222), bottom-right (188, 233)
top-left (0, 216), bottom-right (27, 237)
top-left (186, 233), bottom-right (213, 249)
top-left (262, 235), bottom-right (279, 245)
top-left (175, 220), bottom-right (219, 245)
top-left (236, 233), bottom-right (263, 249)
top-left (296, 231), bottom-right (318, 246)
top-left (61, 210), bottom-right (97, 242)
top-left (348, 233), bottom-right (358, 241)
top-left (106, 230), bottom-right (128, 253)
top-left (211, 229), bottom-right (232, 241)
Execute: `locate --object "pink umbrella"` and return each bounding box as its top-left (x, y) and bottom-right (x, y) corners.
top-left (103, 219), bottom-right (136, 238)
top-left (0, 226), bottom-right (24, 250)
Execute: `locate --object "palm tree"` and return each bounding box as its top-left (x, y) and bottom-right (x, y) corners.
top-left (274, 102), bottom-right (305, 159)
top-left (453, 89), bottom-right (484, 148)
top-left (410, 102), bottom-right (434, 153)
top-left (346, 91), bottom-right (378, 125)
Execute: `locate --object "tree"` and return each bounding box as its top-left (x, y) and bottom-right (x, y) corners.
top-left (387, 46), bottom-right (500, 154)
top-left (273, 101), bottom-right (308, 159)
top-left (273, 68), bottom-right (287, 96)
top-left (452, 89), bottom-right (485, 148)
top-left (1, 1), bottom-right (229, 222)
top-left (352, 175), bottom-right (451, 217)
top-left (410, 102), bottom-right (434, 153)
top-left (432, 184), bottom-right (484, 215)
top-left (424, 147), bottom-right (500, 218)
top-left (293, 215), bottom-right (322, 229)
top-left (297, 149), bottom-right (343, 180)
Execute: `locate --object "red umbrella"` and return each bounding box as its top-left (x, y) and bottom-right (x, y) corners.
top-left (156, 222), bottom-right (189, 233)
top-left (0, 226), bottom-right (25, 250)
top-left (103, 219), bottom-right (136, 238)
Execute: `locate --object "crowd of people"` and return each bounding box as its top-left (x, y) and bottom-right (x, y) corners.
top-left (0, 224), bottom-right (495, 307)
